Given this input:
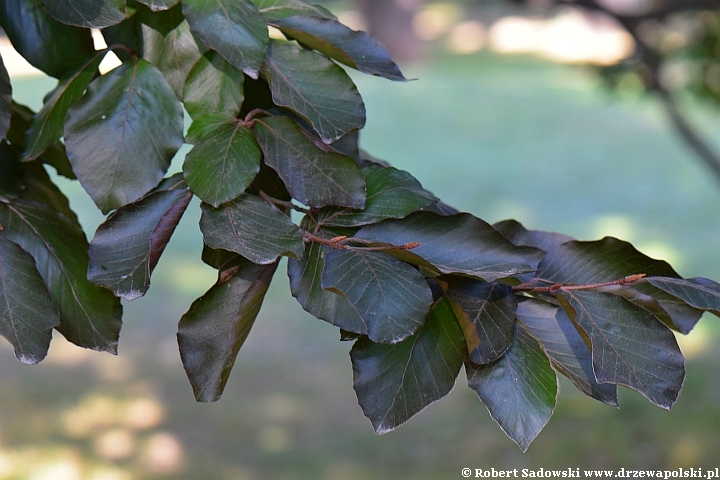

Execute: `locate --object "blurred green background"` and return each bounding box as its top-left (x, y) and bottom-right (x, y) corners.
top-left (2, 2), bottom-right (720, 479)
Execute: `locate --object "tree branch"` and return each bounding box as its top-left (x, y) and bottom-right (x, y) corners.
top-left (512, 274), bottom-right (646, 293)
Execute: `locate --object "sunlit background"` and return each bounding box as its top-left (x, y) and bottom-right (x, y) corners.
top-left (2, 0), bottom-right (720, 478)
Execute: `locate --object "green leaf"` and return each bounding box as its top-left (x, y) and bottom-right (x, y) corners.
top-left (23, 51), bottom-right (104, 162)
top-left (536, 237), bottom-right (703, 334)
top-left (64, 59), bottom-right (184, 213)
top-left (317, 165), bottom-right (438, 227)
top-left (185, 113), bottom-right (235, 144)
top-left (252, 0), bottom-right (335, 21)
top-left (138, 3), bottom-right (205, 99)
top-left (287, 241), bottom-right (366, 334)
top-left (515, 297), bottom-right (617, 406)
top-left (645, 276), bottom-right (720, 317)
top-left (0, 233), bottom-right (59, 364)
top-left (0, 56), bottom-right (11, 141)
top-left (199, 194), bottom-right (304, 264)
top-left (183, 116), bottom-right (260, 207)
top-left (321, 249), bottom-right (433, 344)
top-left (182, 0), bottom-right (268, 78)
top-left (0, 0), bottom-right (95, 78)
top-left (88, 175), bottom-right (192, 301)
top-left (18, 160), bottom-right (79, 222)
top-left (178, 259), bottom-right (277, 402)
top-left (350, 298), bottom-right (466, 433)
top-left (0, 199), bottom-right (122, 352)
top-left (183, 50), bottom-right (245, 119)
top-left (466, 324), bottom-right (557, 452)
top-left (44, 0), bottom-right (126, 28)
top-left (444, 278), bottom-right (516, 365)
top-left (263, 41), bottom-right (365, 143)
top-left (558, 290), bottom-right (684, 409)
top-left (356, 212), bottom-right (532, 281)
top-left (253, 116), bottom-right (366, 208)
top-left (258, 8), bottom-right (407, 81)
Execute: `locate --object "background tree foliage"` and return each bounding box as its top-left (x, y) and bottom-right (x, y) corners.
top-left (1, 0), bottom-right (720, 452)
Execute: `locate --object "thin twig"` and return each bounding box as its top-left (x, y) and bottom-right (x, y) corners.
top-left (512, 274), bottom-right (646, 294)
top-left (301, 230), bottom-right (420, 251)
top-left (259, 191), bottom-right (312, 215)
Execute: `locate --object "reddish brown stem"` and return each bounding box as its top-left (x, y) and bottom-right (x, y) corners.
top-left (512, 274), bottom-right (646, 294)
top-left (301, 230), bottom-right (420, 252)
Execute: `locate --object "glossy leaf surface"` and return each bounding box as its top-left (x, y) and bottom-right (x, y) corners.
top-left (466, 324), bottom-right (557, 452)
top-left (0, 199), bottom-right (122, 352)
top-left (200, 194), bottom-right (304, 264)
top-left (178, 259), bottom-right (277, 402)
top-left (184, 116), bottom-right (260, 207)
top-left (351, 298), bottom-right (466, 433)
top-left (558, 290), bottom-right (684, 409)
top-left (356, 212), bottom-right (532, 281)
top-left (183, 50), bottom-right (245, 119)
top-left (263, 41), bottom-right (366, 143)
top-left (44, 0), bottom-right (126, 28)
top-left (65, 59), bottom-right (184, 213)
top-left (322, 249), bottom-right (433, 344)
top-left (182, 0), bottom-right (268, 78)
top-left (254, 116), bottom-right (366, 208)
top-left (515, 297), bottom-right (617, 405)
top-left (646, 276), bottom-right (720, 315)
top-left (0, 234), bottom-right (59, 364)
top-left (88, 176), bottom-right (192, 300)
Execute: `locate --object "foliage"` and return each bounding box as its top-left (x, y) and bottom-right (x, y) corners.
top-left (1, 0), bottom-right (719, 452)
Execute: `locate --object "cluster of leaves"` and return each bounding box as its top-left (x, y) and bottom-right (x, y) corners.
top-left (1, 0), bottom-right (720, 451)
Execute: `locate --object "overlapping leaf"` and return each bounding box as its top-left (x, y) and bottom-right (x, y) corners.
top-left (23, 51), bottom-right (104, 162)
top-left (263, 41), bottom-right (366, 143)
top-left (200, 194), bottom-right (304, 264)
top-left (287, 241), bottom-right (366, 334)
top-left (350, 298), bottom-right (466, 433)
top-left (44, 0), bottom-right (126, 28)
top-left (466, 324), bottom-right (557, 452)
top-left (493, 219), bottom-right (571, 269)
top-left (184, 51), bottom-right (245, 119)
top-left (356, 212), bottom-right (532, 281)
top-left (321, 249), bottom-right (433, 344)
top-left (646, 276), bottom-right (720, 315)
top-left (558, 290), bottom-right (684, 409)
top-left (317, 165), bottom-right (438, 227)
top-left (0, 0), bottom-right (95, 77)
top-left (537, 237), bottom-right (703, 334)
top-left (0, 55), bottom-right (11, 141)
top-left (253, 116), bottom-right (366, 208)
top-left (137, 0), bottom-right (179, 11)
top-left (184, 115), bottom-right (261, 207)
top-left (178, 259), bottom-right (277, 402)
top-left (138, 4), bottom-right (205, 99)
top-left (0, 199), bottom-right (122, 352)
top-left (0, 234), bottom-right (59, 364)
top-left (64, 59), bottom-right (184, 213)
top-left (182, 0), bottom-right (268, 78)
top-left (445, 277), bottom-right (516, 364)
top-left (255, 0), bottom-right (406, 81)
top-left (515, 297), bottom-right (617, 405)
top-left (88, 175), bottom-right (192, 301)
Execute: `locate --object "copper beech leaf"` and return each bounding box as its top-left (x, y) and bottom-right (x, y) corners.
top-left (557, 290), bottom-right (684, 409)
top-left (44, 0), bottom-right (126, 28)
top-left (184, 50), bottom-right (245, 119)
top-left (137, 0), bottom-right (179, 13)
top-left (317, 164), bottom-right (438, 228)
top-left (466, 323), bottom-right (557, 452)
top-left (183, 115), bottom-right (261, 207)
top-left (0, 233), bottom-right (59, 364)
top-left (646, 276), bottom-right (720, 315)
top-left (322, 248), bottom-right (434, 344)
top-left (287, 241), bottom-right (367, 334)
top-left (350, 298), bottom-right (466, 433)
top-left (0, 55), bottom-right (11, 141)
top-left (515, 297), bottom-right (618, 406)
top-left (0, 0), bottom-right (95, 77)
top-left (0, 199), bottom-right (122, 352)
top-left (178, 259), bottom-right (277, 402)
top-left (199, 194), bottom-right (304, 264)
top-left (182, 0), bottom-right (268, 78)
top-left (444, 278), bottom-right (516, 365)
top-left (263, 41), bottom-right (366, 143)
top-left (356, 211), bottom-right (532, 281)
top-left (64, 59), bottom-right (184, 213)
top-left (88, 175), bottom-right (192, 301)
top-left (253, 116), bottom-right (366, 208)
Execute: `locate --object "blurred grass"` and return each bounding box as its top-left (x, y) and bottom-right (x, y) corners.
top-left (2, 51), bottom-right (720, 479)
